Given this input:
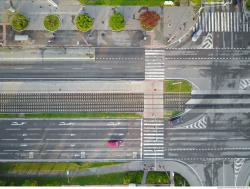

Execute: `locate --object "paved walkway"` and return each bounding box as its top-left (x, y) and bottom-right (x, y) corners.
top-left (0, 160), bottom-right (203, 186)
top-left (0, 81), bottom-right (146, 93)
top-left (141, 170), bottom-right (148, 185)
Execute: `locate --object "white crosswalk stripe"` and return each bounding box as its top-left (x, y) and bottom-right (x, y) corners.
top-left (196, 11), bottom-right (249, 32)
top-left (239, 79), bottom-right (250, 90)
top-left (143, 119), bottom-right (165, 159)
top-left (145, 49), bottom-right (165, 80)
top-left (183, 116), bottom-right (207, 129)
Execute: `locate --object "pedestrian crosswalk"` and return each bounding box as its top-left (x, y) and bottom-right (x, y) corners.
top-left (143, 119), bottom-right (165, 159)
top-left (239, 79), bottom-right (250, 90)
top-left (201, 33), bottom-right (213, 49)
top-left (145, 49), bottom-right (165, 80)
top-left (196, 11), bottom-right (250, 32)
top-left (183, 116), bottom-right (207, 129)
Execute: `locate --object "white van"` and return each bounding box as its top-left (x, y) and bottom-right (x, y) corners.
top-left (192, 29), bottom-right (202, 42)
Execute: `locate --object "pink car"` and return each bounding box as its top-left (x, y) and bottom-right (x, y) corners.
top-left (106, 140), bottom-right (123, 148)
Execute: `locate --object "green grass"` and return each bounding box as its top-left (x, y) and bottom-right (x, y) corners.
top-left (79, 0), bottom-right (165, 6)
top-left (43, 15), bottom-right (60, 32)
top-left (164, 80), bottom-right (192, 93)
top-left (191, 0), bottom-right (201, 6)
top-left (206, 0), bottom-right (222, 2)
top-left (0, 112), bottom-right (142, 119)
top-left (146, 171), bottom-right (170, 185)
top-left (165, 111), bottom-right (182, 118)
top-left (0, 162), bottom-right (124, 172)
top-left (0, 171), bottom-right (143, 186)
top-left (246, 0), bottom-right (250, 11)
top-left (174, 173), bottom-right (190, 186)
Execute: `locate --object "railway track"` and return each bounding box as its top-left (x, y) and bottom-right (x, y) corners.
top-left (0, 93), bottom-right (144, 113)
top-left (164, 93), bottom-right (191, 111)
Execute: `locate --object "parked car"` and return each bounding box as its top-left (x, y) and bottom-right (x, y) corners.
top-left (106, 140), bottom-right (123, 148)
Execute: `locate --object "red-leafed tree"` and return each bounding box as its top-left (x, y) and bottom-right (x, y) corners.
top-left (139, 11), bottom-right (160, 30)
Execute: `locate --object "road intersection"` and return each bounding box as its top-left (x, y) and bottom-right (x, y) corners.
top-left (1, 1), bottom-right (250, 186)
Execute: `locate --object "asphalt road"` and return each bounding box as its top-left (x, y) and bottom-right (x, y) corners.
top-left (0, 48), bottom-right (145, 81)
top-left (165, 49), bottom-right (250, 60)
top-left (0, 119), bottom-right (142, 161)
top-left (165, 113), bottom-right (250, 160)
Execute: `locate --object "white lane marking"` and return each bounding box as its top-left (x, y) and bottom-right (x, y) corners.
top-left (5, 129), bottom-right (21, 131)
top-left (1, 139), bottom-right (18, 141)
top-left (46, 139), bottom-right (140, 141)
top-left (107, 133), bottom-right (124, 136)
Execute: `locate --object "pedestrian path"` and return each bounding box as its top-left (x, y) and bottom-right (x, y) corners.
top-left (145, 49), bottom-right (165, 80)
top-left (196, 11), bottom-right (250, 32)
top-left (142, 119), bottom-right (165, 159)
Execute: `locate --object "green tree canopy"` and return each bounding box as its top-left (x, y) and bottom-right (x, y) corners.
top-left (44, 15), bottom-right (61, 32)
top-left (10, 13), bottom-right (29, 31)
top-left (75, 14), bottom-right (94, 31)
top-left (109, 12), bottom-right (125, 31)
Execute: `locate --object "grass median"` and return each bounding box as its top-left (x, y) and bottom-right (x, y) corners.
top-left (0, 112), bottom-right (142, 119)
top-left (0, 171), bottom-right (143, 186)
top-left (0, 162), bottom-right (125, 172)
top-left (164, 80), bottom-right (192, 93)
top-left (165, 111), bottom-right (182, 118)
top-left (79, 0), bottom-right (165, 6)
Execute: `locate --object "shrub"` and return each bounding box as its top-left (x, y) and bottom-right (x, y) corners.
top-left (139, 11), bottom-right (160, 30)
top-left (109, 12), bottom-right (125, 31)
top-left (10, 13), bottom-right (29, 31)
top-left (44, 15), bottom-right (61, 32)
top-left (75, 14), bottom-right (94, 31)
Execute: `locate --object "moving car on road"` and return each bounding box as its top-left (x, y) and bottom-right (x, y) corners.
top-left (106, 140), bottom-right (123, 148)
top-left (168, 116), bottom-right (184, 126)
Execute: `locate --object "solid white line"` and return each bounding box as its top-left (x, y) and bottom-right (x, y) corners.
top-left (1, 139), bottom-right (17, 141)
top-left (0, 57), bottom-right (93, 61)
top-left (0, 77), bottom-right (144, 80)
top-left (46, 139), bottom-right (140, 141)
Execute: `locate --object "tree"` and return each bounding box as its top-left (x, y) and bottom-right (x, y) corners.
top-left (44, 15), bottom-right (61, 32)
top-left (75, 14), bottom-right (94, 32)
top-left (139, 11), bottom-right (160, 30)
top-left (109, 12), bottom-right (125, 31)
top-left (10, 13), bottom-right (29, 31)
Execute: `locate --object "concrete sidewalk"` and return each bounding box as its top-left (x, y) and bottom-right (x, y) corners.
top-left (0, 81), bottom-right (146, 93)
